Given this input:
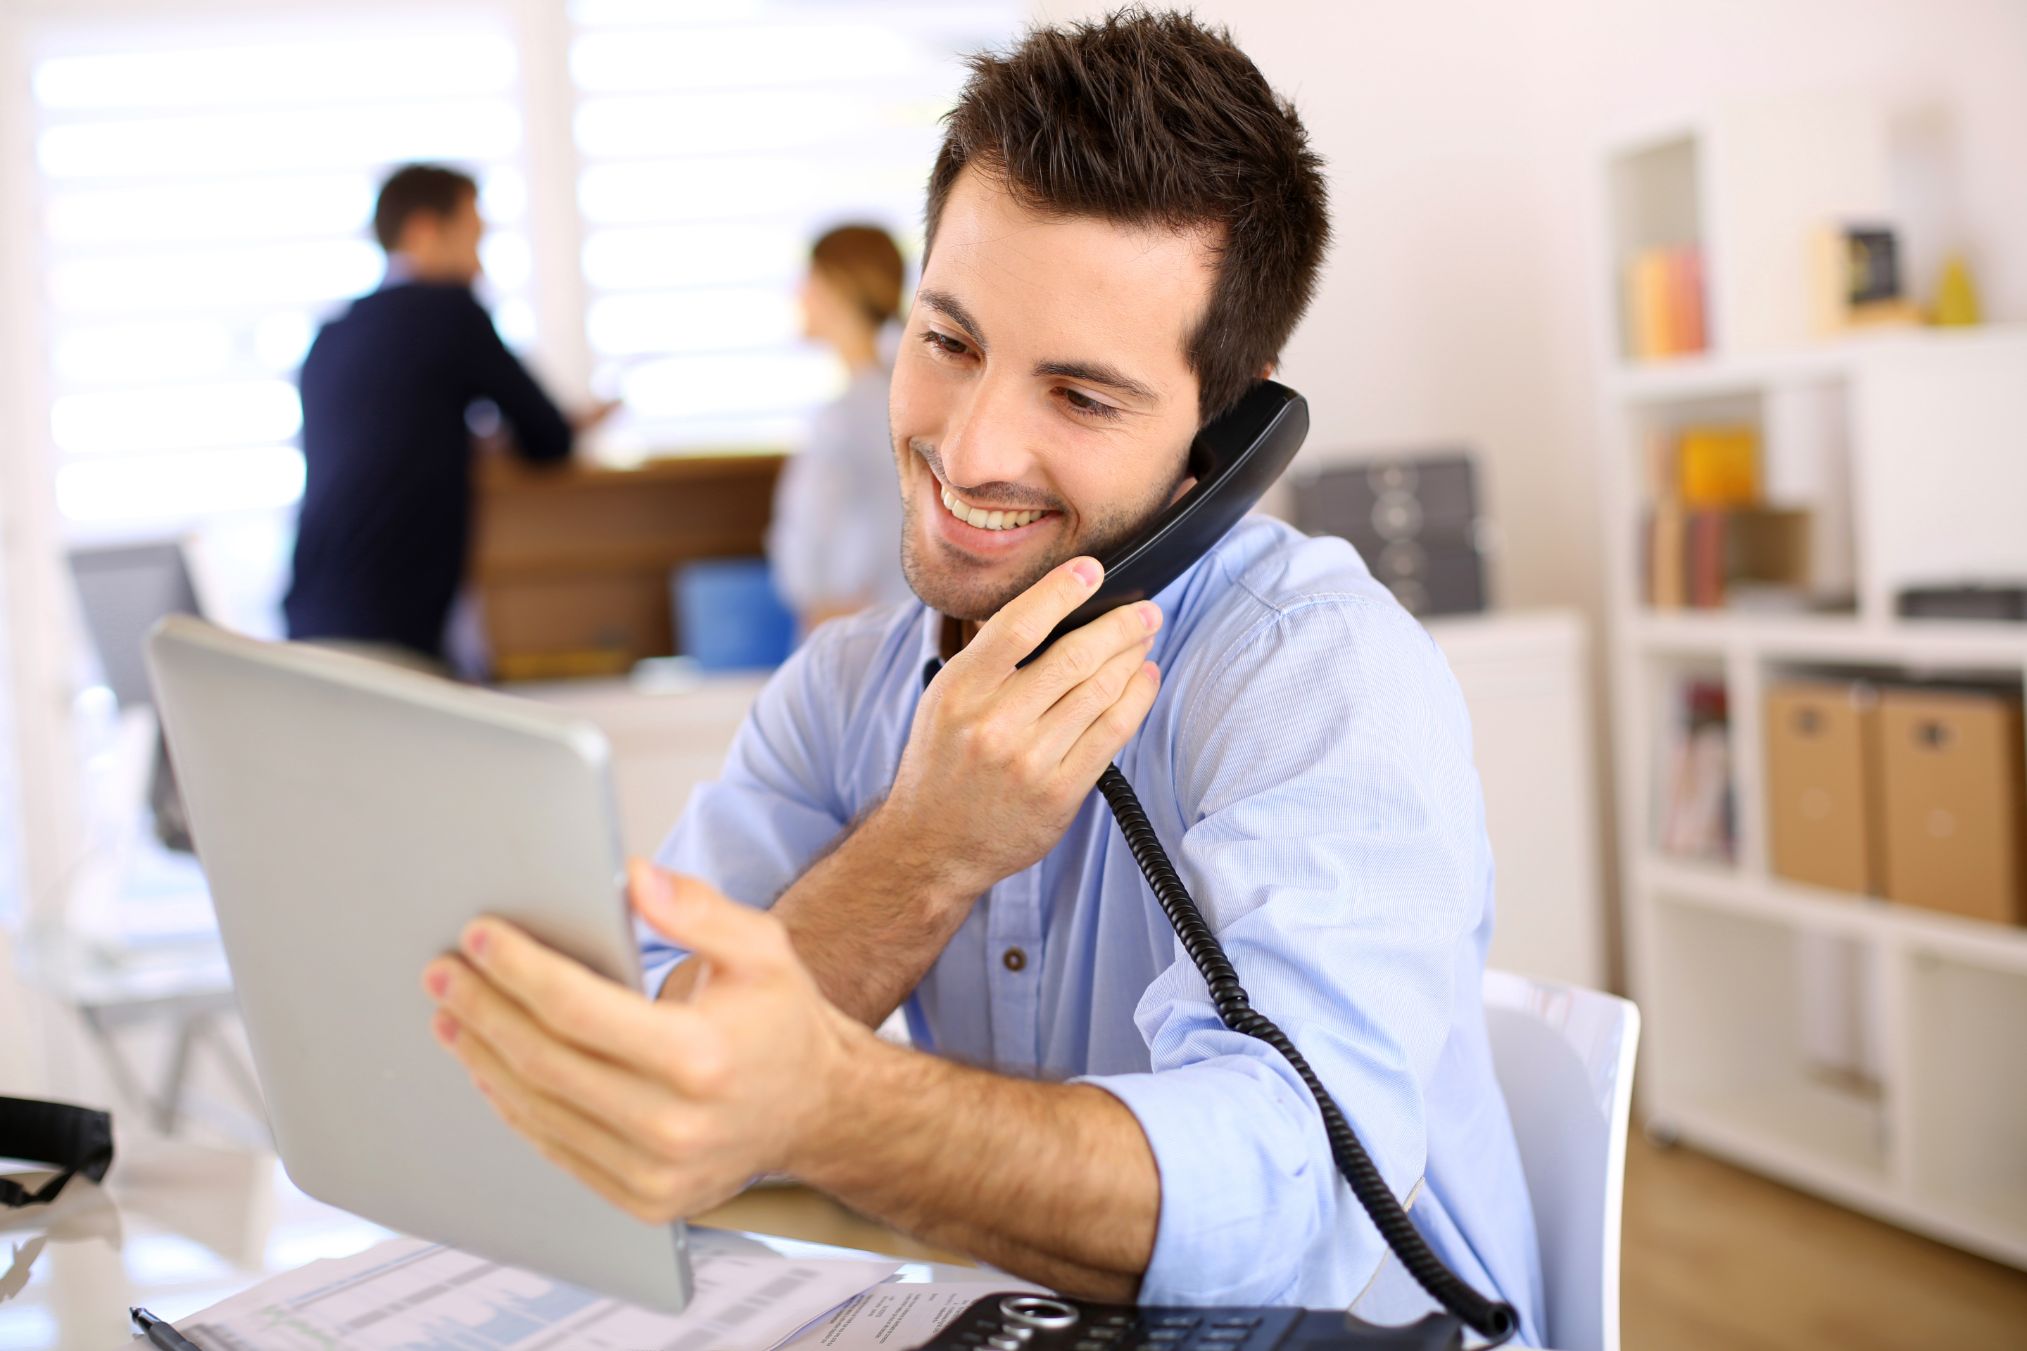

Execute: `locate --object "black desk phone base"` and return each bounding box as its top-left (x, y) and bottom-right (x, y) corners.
top-left (916, 1292), bottom-right (1471, 1351)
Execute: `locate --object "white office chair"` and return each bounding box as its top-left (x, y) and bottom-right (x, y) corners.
top-left (1481, 969), bottom-right (1640, 1351)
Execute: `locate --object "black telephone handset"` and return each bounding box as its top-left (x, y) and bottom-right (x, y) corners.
top-left (1028, 379), bottom-right (1311, 662)
top-left (927, 380), bottom-right (1520, 1350)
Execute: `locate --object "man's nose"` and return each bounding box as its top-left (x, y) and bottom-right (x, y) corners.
top-left (937, 371), bottom-right (1038, 499)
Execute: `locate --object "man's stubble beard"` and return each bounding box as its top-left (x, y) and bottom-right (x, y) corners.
top-left (896, 438), bottom-right (1187, 623)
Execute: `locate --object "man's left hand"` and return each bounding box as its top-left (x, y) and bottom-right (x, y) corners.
top-left (421, 860), bottom-right (862, 1224)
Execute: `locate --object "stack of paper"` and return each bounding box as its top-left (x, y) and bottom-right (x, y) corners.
top-left (778, 1280), bottom-right (1050, 1350)
top-left (174, 1231), bottom-right (902, 1351)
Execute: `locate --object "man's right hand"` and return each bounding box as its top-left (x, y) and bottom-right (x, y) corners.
top-left (870, 556), bottom-right (1162, 899)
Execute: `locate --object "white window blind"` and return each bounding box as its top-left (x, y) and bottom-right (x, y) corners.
top-left (569, 0), bottom-right (1020, 452)
top-left (26, 6), bottom-right (537, 532)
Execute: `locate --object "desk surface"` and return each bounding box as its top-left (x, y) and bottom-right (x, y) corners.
top-left (0, 1135), bottom-right (966, 1351)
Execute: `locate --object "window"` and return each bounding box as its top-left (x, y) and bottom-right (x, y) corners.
top-left (25, 6), bottom-right (537, 533)
top-left (4, 0), bottom-right (1026, 931)
top-left (568, 0), bottom-right (1020, 451)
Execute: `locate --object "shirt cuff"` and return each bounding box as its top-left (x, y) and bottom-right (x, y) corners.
top-left (1075, 1055), bottom-right (1335, 1306)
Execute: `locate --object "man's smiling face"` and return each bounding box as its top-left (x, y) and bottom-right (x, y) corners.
top-left (890, 165), bottom-right (1217, 622)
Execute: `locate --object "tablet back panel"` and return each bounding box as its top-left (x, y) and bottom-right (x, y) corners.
top-left (146, 616), bottom-right (692, 1311)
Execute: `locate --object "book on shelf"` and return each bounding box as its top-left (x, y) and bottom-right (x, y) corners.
top-left (1641, 421), bottom-right (1812, 610)
top-left (1657, 677), bottom-right (1734, 863)
top-left (1643, 505), bottom-right (1811, 610)
top-left (1625, 245), bottom-right (1707, 360)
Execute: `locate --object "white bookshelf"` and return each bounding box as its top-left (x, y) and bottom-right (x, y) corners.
top-left (1596, 112), bottom-right (2027, 1269)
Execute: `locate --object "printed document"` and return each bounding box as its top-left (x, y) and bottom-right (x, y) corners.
top-left (779, 1279), bottom-right (1052, 1349)
top-left (174, 1231), bottom-right (899, 1351)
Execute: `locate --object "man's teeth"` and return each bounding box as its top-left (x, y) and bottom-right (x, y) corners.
top-left (941, 485), bottom-right (1043, 531)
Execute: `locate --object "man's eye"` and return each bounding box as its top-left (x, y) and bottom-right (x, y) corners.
top-left (921, 330), bottom-right (970, 358)
top-left (1061, 387), bottom-right (1122, 421)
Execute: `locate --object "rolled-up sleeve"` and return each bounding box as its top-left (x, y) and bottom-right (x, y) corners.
top-left (640, 631), bottom-right (852, 994)
top-left (1077, 597), bottom-right (1490, 1307)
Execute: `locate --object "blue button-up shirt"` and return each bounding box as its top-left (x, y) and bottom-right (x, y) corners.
top-left (648, 517), bottom-right (1543, 1341)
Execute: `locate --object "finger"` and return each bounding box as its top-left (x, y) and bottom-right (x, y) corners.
top-left (948, 556), bottom-right (1103, 679)
top-left (461, 1034), bottom-right (685, 1226)
top-left (630, 861), bottom-right (791, 985)
top-left (428, 951), bottom-right (724, 1104)
top-left (436, 1008), bottom-right (677, 1199)
top-left (1001, 599), bottom-right (1161, 724)
top-left (1031, 636), bottom-right (1156, 765)
top-left (527, 1122), bottom-right (677, 1226)
top-left (1058, 660), bottom-right (1161, 788)
top-left (451, 915), bottom-right (696, 1066)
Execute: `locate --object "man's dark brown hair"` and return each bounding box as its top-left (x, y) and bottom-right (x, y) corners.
top-left (373, 164), bottom-right (479, 253)
top-left (925, 7), bottom-right (1330, 424)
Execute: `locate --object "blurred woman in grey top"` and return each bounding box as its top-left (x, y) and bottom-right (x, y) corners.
top-left (766, 224), bottom-right (914, 633)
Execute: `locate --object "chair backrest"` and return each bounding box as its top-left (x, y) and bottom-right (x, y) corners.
top-left (1481, 968), bottom-right (1640, 1351)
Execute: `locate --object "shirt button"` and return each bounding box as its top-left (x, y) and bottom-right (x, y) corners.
top-left (1002, 946), bottom-right (1027, 972)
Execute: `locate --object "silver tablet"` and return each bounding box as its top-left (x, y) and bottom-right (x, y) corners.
top-left (145, 616), bottom-right (693, 1312)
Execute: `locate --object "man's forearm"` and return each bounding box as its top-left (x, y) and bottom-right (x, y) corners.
top-left (793, 1032), bottom-right (1159, 1301)
top-left (663, 809), bottom-right (976, 1027)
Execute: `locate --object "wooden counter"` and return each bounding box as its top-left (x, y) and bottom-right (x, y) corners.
top-left (471, 451), bottom-right (784, 680)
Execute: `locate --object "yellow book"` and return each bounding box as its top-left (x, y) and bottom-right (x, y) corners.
top-left (1677, 425), bottom-right (1759, 507)
top-left (1626, 250), bottom-right (1676, 360)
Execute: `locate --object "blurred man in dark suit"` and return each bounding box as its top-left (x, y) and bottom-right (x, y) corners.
top-left (285, 164), bottom-right (611, 670)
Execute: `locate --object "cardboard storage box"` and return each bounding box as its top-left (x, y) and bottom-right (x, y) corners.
top-left (1877, 688), bottom-right (2027, 926)
top-left (1765, 681), bottom-right (1881, 895)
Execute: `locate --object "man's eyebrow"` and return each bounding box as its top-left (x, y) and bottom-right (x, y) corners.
top-left (1034, 359), bottom-right (1159, 405)
top-left (917, 289), bottom-right (987, 353)
top-left (919, 287), bottom-right (1161, 405)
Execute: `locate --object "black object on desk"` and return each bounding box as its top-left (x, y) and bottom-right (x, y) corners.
top-left (919, 1293), bottom-right (1468, 1351)
top-left (131, 1306), bottom-right (201, 1351)
top-left (1290, 454), bottom-right (1490, 619)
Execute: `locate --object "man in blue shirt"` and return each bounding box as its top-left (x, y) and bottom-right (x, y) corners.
top-left (424, 11), bottom-right (1543, 1338)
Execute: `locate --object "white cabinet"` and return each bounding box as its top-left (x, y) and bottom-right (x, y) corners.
top-left (1428, 611), bottom-right (1607, 991)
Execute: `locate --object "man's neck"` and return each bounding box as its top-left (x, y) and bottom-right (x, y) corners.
top-left (939, 614), bottom-right (973, 663)
top-left (383, 253), bottom-right (465, 288)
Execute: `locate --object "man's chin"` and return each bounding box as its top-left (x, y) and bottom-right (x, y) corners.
top-left (902, 537), bottom-right (1064, 624)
